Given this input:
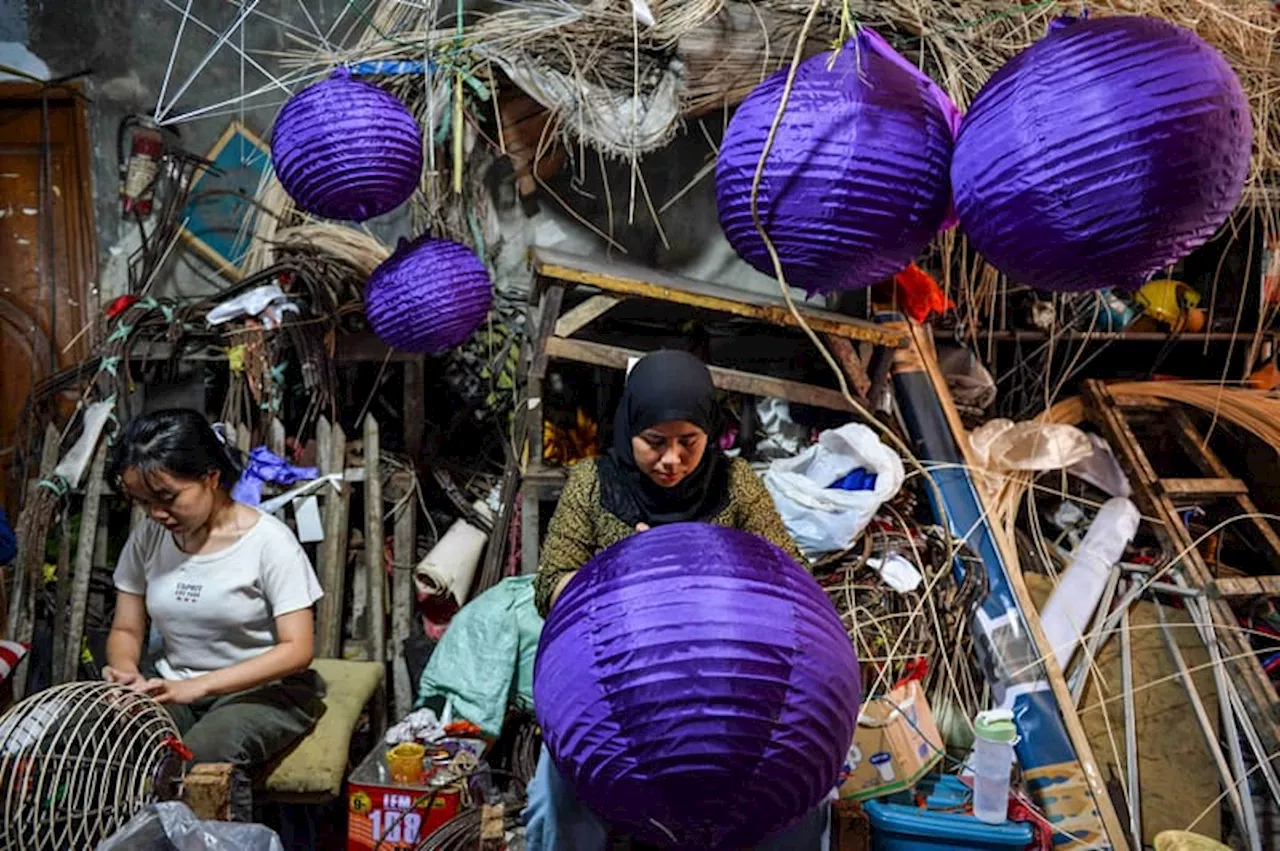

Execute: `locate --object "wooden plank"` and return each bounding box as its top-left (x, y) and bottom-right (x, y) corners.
top-left (554, 295), bottom-right (622, 338)
top-left (1110, 393), bottom-right (1171, 409)
top-left (364, 415), bottom-right (385, 664)
top-left (389, 472), bottom-right (416, 718)
top-left (316, 418), bottom-right (350, 658)
top-left (403, 356), bottom-right (425, 471)
top-left (1160, 477), bottom-right (1249, 498)
top-left (1210, 576), bottom-right (1280, 599)
top-left (268, 417), bottom-right (286, 456)
top-left (529, 284), bottom-right (566, 381)
top-left (825, 334), bottom-right (872, 399)
top-left (544, 336), bottom-right (856, 412)
top-left (520, 492), bottom-right (540, 577)
top-left (1083, 380), bottom-right (1280, 746)
top-left (50, 514), bottom-right (72, 683)
top-left (530, 246), bottom-right (907, 347)
top-left (62, 439), bottom-right (107, 685)
top-left (234, 421), bottom-right (251, 456)
top-left (1167, 407), bottom-right (1280, 566)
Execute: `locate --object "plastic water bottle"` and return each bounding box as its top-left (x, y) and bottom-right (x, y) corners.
top-left (972, 709), bottom-right (1017, 824)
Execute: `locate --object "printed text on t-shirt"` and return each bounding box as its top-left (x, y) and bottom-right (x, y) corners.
top-left (174, 582), bottom-right (203, 604)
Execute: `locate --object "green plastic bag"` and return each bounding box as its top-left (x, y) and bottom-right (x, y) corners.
top-left (416, 575), bottom-right (543, 736)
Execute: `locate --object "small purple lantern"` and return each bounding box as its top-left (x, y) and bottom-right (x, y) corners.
top-left (271, 69), bottom-right (423, 221)
top-left (951, 16), bottom-right (1252, 292)
top-left (534, 523), bottom-right (861, 849)
top-left (716, 29), bottom-right (958, 293)
top-left (364, 236), bottom-right (493, 354)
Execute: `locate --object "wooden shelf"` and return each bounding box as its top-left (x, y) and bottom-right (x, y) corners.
top-left (529, 246), bottom-right (907, 348)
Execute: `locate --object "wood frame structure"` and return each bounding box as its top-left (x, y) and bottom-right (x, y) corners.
top-left (1082, 380), bottom-right (1280, 747)
top-left (519, 246), bottom-right (908, 575)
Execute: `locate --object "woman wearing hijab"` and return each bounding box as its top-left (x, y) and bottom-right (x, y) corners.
top-left (527, 350), bottom-right (829, 850)
top-left (535, 349), bottom-right (803, 617)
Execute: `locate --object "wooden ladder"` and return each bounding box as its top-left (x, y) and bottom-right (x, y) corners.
top-left (1082, 380), bottom-right (1280, 746)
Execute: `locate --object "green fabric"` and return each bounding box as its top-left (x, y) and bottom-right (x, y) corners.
top-left (417, 575), bottom-right (542, 736)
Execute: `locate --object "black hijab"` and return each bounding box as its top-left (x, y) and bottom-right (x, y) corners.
top-left (596, 350), bottom-right (730, 527)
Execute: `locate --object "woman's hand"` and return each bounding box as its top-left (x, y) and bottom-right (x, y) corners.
top-left (139, 676), bottom-right (210, 705)
top-left (635, 523), bottom-right (651, 532)
top-left (103, 666), bottom-right (146, 688)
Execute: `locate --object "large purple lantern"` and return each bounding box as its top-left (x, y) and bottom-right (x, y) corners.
top-left (716, 29), bottom-right (958, 293)
top-left (364, 236), bottom-right (493, 354)
top-left (271, 69), bottom-right (423, 221)
top-left (534, 523), bottom-right (861, 849)
top-left (952, 16), bottom-right (1252, 293)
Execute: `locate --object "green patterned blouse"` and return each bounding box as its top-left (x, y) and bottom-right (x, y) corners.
top-left (534, 456), bottom-right (805, 617)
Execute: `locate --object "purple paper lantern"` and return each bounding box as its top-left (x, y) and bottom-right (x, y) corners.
top-left (271, 69), bottom-right (423, 221)
top-left (364, 236), bottom-right (493, 354)
top-left (952, 16), bottom-right (1252, 293)
top-left (716, 29), bottom-right (958, 293)
top-left (534, 523), bottom-right (861, 849)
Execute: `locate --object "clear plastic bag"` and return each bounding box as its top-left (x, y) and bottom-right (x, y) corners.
top-left (97, 802), bottom-right (284, 851)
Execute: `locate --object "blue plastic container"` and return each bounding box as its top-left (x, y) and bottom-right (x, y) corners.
top-left (863, 775), bottom-right (1034, 851)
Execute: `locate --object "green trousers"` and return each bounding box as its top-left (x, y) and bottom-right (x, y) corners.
top-left (156, 668), bottom-right (326, 773)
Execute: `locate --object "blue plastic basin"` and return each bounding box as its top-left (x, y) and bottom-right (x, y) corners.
top-left (863, 775), bottom-right (1034, 851)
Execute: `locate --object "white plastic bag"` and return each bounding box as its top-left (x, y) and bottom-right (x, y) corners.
top-left (762, 423), bottom-right (904, 558)
top-left (97, 801), bottom-right (283, 851)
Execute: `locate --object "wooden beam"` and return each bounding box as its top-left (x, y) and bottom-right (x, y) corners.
top-left (529, 284), bottom-right (566, 381)
top-left (543, 336), bottom-right (855, 412)
top-left (825, 334), bottom-right (871, 399)
top-left (50, 512), bottom-right (72, 684)
top-left (62, 440), bottom-right (107, 685)
top-left (1160, 477), bottom-right (1249, 498)
top-left (554, 295), bottom-right (622, 338)
top-left (364, 415), bottom-right (385, 664)
top-left (1210, 576), bottom-right (1280, 599)
top-left (530, 245), bottom-right (906, 348)
top-left (390, 472), bottom-right (416, 718)
top-left (316, 419), bottom-right (350, 659)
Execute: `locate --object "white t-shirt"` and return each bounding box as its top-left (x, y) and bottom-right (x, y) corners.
top-left (113, 511), bottom-right (324, 680)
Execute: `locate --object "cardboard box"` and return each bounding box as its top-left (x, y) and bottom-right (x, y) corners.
top-left (839, 681), bottom-right (943, 801)
top-left (346, 747), bottom-right (463, 850)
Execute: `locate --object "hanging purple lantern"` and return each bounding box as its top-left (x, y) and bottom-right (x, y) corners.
top-left (364, 236), bottom-right (493, 354)
top-left (952, 16), bottom-right (1252, 293)
top-left (271, 69), bottom-right (423, 221)
top-left (534, 523), bottom-right (861, 849)
top-left (716, 29), bottom-right (958, 293)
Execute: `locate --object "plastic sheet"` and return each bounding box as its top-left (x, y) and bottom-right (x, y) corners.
top-left (97, 802), bottom-right (283, 851)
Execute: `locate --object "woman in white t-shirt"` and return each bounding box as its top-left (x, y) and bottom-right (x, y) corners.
top-left (105, 409), bottom-right (325, 771)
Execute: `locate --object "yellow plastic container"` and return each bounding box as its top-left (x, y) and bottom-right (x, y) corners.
top-left (385, 741), bottom-right (425, 785)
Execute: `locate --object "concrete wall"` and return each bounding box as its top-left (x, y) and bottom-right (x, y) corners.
top-left (10, 0), bottom-right (804, 306)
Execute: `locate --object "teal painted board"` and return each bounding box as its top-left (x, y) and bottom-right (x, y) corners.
top-left (180, 121), bottom-right (270, 279)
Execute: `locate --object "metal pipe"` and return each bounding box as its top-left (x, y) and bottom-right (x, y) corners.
top-left (1070, 565), bottom-right (1122, 706)
top-left (1120, 585), bottom-right (1142, 848)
